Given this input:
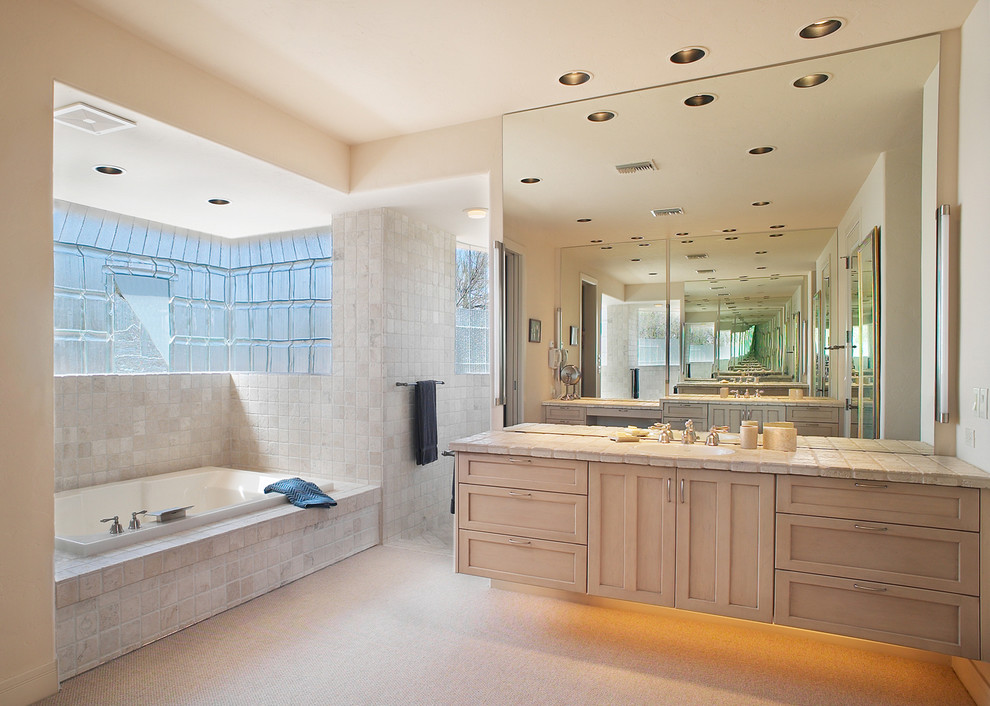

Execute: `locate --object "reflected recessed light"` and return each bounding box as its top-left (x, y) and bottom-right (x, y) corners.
top-left (751, 201), bottom-right (771, 207)
top-left (559, 71), bottom-right (592, 85)
top-left (748, 146), bottom-right (775, 155)
top-left (722, 228), bottom-right (736, 233)
top-left (577, 218), bottom-right (592, 223)
top-left (587, 111), bottom-right (616, 122)
top-left (755, 250), bottom-right (768, 255)
top-left (630, 236), bottom-right (644, 240)
top-left (631, 258), bottom-right (641, 262)
top-left (463, 207), bottom-right (488, 219)
top-left (676, 232), bottom-right (689, 236)
top-left (799, 18), bottom-right (843, 39)
top-left (724, 236), bottom-right (738, 240)
top-left (208, 198), bottom-right (230, 205)
top-left (670, 47), bottom-right (707, 64)
top-left (648, 272), bottom-right (658, 276)
top-left (590, 239), bottom-right (603, 243)
top-left (93, 165), bottom-right (125, 175)
top-left (521, 177), bottom-right (541, 184)
top-left (793, 73), bottom-right (831, 88)
top-left (601, 246), bottom-right (613, 250)
top-left (684, 94), bottom-right (716, 107)
top-left (638, 243), bottom-right (650, 247)
top-left (757, 266), bottom-right (767, 270)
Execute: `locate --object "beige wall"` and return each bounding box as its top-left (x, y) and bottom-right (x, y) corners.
top-left (956, 0), bottom-right (990, 470)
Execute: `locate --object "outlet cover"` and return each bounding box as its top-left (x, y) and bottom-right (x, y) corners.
top-left (965, 428), bottom-right (976, 447)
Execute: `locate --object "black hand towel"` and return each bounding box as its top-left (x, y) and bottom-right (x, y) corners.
top-left (415, 380), bottom-right (439, 465)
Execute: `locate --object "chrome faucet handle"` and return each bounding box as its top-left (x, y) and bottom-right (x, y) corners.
top-left (657, 423), bottom-right (673, 444)
top-left (756, 389), bottom-right (764, 397)
top-left (705, 427), bottom-right (720, 446)
top-left (682, 420), bottom-right (697, 444)
top-left (101, 516), bottom-right (123, 535)
top-left (129, 510), bottom-right (148, 530)
top-left (730, 389), bottom-right (740, 398)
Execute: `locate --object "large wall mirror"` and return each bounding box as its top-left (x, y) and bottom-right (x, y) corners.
top-left (503, 35), bottom-right (940, 441)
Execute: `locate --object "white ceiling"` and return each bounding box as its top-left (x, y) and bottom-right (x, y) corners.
top-left (70, 0), bottom-right (975, 144)
top-left (53, 85), bottom-right (490, 242)
top-left (56, 1), bottom-right (972, 246)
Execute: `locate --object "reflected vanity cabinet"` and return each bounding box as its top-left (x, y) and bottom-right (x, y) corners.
top-left (708, 403), bottom-right (785, 432)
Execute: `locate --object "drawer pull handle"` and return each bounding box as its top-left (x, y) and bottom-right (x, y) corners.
top-left (853, 524), bottom-right (888, 532)
top-left (853, 482), bottom-right (888, 489)
top-left (507, 491), bottom-right (532, 497)
top-left (666, 477), bottom-right (672, 503)
top-left (508, 456), bottom-right (533, 464)
top-left (852, 583), bottom-right (887, 592)
top-left (507, 538), bottom-right (532, 545)
top-left (680, 478), bottom-right (685, 504)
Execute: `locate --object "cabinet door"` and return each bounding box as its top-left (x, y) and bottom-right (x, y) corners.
top-left (589, 463), bottom-right (676, 606)
top-left (708, 404), bottom-right (744, 431)
top-left (675, 469), bottom-right (775, 622)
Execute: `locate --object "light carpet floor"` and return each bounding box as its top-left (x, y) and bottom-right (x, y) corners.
top-left (37, 545), bottom-right (974, 705)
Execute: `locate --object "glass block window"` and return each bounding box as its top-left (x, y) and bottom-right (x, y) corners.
top-left (454, 248), bottom-right (489, 374)
top-left (53, 201), bottom-right (332, 375)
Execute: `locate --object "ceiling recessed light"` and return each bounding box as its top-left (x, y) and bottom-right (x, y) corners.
top-left (590, 239), bottom-right (603, 243)
top-left (463, 207), bottom-right (488, 219)
top-left (208, 198), bottom-right (230, 205)
top-left (799, 18), bottom-right (843, 39)
top-left (724, 236), bottom-right (738, 240)
top-left (751, 201), bottom-right (771, 207)
top-left (631, 258), bottom-right (641, 262)
top-left (670, 47), bottom-right (707, 64)
top-left (521, 177), bottom-right (541, 184)
top-left (648, 272), bottom-right (658, 276)
top-left (93, 165), bottom-right (125, 175)
top-left (630, 236), bottom-right (644, 240)
top-left (793, 73), bottom-right (831, 88)
top-left (601, 246), bottom-right (613, 250)
top-left (684, 94), bottom-right (716, 107)
top-left (577, 218), bottom-right (592, 223)
top-left (755, 250), bottom-right (768, 255)
top-left (588, 111), bottom-right (616, 122)
top-left (748, 146), bottom-right (775, 155)
top-left (559, 71), bottom-right (592, 86)
top-left (722, 228), bottom-right (736, 233)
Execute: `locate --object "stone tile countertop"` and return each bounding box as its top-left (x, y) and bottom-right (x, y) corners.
top-left (543, 396), bottom-right (845, 407)
top-left (449, 424), bottom-right (990, 488)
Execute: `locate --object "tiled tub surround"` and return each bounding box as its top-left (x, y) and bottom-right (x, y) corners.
top-left (54, 484), bottom-right (380, 680)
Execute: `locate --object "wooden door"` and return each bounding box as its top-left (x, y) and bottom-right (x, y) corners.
top-left (589, 462), bottom-right (676, 606)
top-left (675, 469), bottom-right (775, 622)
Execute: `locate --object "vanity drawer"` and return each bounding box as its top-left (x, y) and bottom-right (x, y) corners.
top-left (785, 406), bottom-right (840, 423)
top-left (774, 570), bottom-right (979, 658)
top-left (457, 453), bottom-right (588, 494)
top-left (791, 422), bottom-right (840, 437)
top-left (458, 529), bottom-right (588, 593)
top-left (776, 514), bottom-right (979, 595)
top-left (458, 484), bottom-right (588, 543)
top-left (544, 406), bottom-right (587, 424)
top-left (777, 476), bottom-right (979, 531)
top-left (662, 402), bottom-right (708, 418)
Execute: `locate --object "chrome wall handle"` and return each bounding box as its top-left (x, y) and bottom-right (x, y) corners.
top-left (853, 583), bottom-right (887, 592)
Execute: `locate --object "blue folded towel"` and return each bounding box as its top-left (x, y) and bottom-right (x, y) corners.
top-left (264, 478), bottom-right (337, 508)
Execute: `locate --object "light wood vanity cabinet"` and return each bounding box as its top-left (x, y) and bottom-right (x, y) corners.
top-left (588, 464), bottom-right (775, 622)
top-left (774, 476), bottom-right (981, 657)
top-left (456, 453), bottom-right (588, 592)
top-left (708, 403), bottom-right (785, 432)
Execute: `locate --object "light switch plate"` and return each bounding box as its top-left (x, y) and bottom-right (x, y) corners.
top-left (980, 388), bottom-right (989, 419)
top-left (974, 388), bottom-right (981, 413)
top-left (965, 428), bottom-right (976, 447)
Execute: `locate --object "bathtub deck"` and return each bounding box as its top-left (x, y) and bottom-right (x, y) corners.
top-left (53, 483), bottom-right (381, 680)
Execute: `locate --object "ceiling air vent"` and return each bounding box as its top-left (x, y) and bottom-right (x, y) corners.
top-left (54, 102), bottom-right (136, 135)
top-left (650, 207), bottom-right (683, 217)
top-left (616, 160), bottom-right (658, 174)
top-left (685, 253), bottom-right (708, 260)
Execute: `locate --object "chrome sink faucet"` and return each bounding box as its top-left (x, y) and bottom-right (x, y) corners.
top-left (730, 390), bottom-right (740, 398)
top-left (682, 420), bottom-right (697, 444)
top-left (657, 423), bottom-right (673, 444)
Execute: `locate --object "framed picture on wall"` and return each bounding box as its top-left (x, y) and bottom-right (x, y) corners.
top-left (528, 318), bottom-right (542, 343)
top-left (569, 326), bottom-right (579, 346)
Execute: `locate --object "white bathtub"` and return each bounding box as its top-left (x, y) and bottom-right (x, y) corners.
top-left (55, 467), bottom-right (353, 556)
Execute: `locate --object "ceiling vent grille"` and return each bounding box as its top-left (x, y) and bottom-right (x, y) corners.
top-left (650, 207), bottom-right (683, 217)
top-left (54, 102), bottom-right (136, 135)
top-left (616, 160), bottom-right (658, 174)
top-left (685, 253), bottom-right (708, 260)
